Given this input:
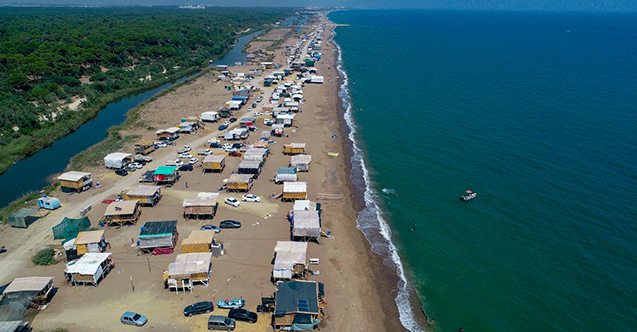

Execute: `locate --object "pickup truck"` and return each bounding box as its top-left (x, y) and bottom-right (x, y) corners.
top-left (134, 156), bottom-right (153, 164)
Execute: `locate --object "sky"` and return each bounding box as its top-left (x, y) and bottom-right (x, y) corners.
top-left (2, 0), bottom-right (636, 11)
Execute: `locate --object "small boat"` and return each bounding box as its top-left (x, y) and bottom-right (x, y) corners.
top-left (217, 298), bottom-right (245, 309)
top-left (460, 190), bottom-right (476, 201)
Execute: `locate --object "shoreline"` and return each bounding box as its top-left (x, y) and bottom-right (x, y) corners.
top-left (329, 14), bottom-right (430, 331)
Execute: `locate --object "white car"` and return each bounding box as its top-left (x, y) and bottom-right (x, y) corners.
top-left (202, 149), bottom-right (212, 155)
top-left (189, 158), bottom-right (199, 165)
top-left (253, 111), bottom-right (262, 117)
top-left (130, 162), bottom-right (144, 169)
top-left (241, 194), bottom-right (261, 202)
top-left (224, 197), bottom-right (240, 207)
top-left (223, 146), bottom-right (237, 152)
top-left (179, 153), bottom-right (193, 159)
top-left (264, 111), bottom-right (273, 116)
top-left (182, 145), bottom-right (191, 152)
top-left (155, 142), bottom-right (167, 148)
top-left (223, 121), bottom-right (231, 126)
top-left (248, 107), bottom-right (253, 112)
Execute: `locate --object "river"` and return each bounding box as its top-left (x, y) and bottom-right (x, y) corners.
top-left (0, 29), bottom-right (264, 209)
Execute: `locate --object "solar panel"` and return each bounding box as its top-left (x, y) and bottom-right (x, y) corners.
top-left (297, 299), bottom-right (309, 312)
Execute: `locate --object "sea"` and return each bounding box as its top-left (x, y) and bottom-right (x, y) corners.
top-left (328, 10), bottom-right (637, 332)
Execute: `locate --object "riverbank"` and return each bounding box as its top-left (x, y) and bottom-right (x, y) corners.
top-left (0, 13), bottom-right (406, 331)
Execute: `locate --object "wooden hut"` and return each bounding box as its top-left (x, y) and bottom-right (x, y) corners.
top-left (183, 193), bottom-right (219, 219)
top-left (271, 124), bottom-right (285, 137)
top-left (283, 143), bottom-right (306, 155)
top-left (138, 220), bottom-right (178, 254)
top-left (74, 230), bottom-right (107, 255)
top-left (103, 200), bottom-right (141, 227)
top-left (282, 182), bottom-right (307, 202)
top-left (274, 280), bottom-right (322, 330)
top-left (153, 166), bottom-right (179, 184)
top-left (163, 252), bottom-right (213, 291)
top-left (203, 154), bottom-right (225, 173)
top-left (243, 148), bottom-right (269, 161)
top-left (273, 241), bottom-right (308, 280)
top-left (122, 186), bottom-right (162, 206)
top-left (237, 160), bottom-right (262, 178)
top-left (292, 210), bottom-right (321, 243)
top-left (2, 277), bottom-right (55, 309)
top-left (290, 155), bottom-right (312, 172)
top-left (58, 171), bottom-right (93, 192)
top-left (64, 253), bottom-right (114, 286)
top-left (226, 174), bottom-right (254, 192)
top-left (134, 140), bottom-right (155, 156)
top-left (181, 230), bottom-right (221, 255)
top-left (155, 127), bottom-right (180, 139)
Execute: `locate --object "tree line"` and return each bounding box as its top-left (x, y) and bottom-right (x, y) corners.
top-left (0, 6), bottom-right (291, 172)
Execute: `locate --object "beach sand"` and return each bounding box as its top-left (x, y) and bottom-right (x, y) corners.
top-left (0, 14), bottom-right (407, 332)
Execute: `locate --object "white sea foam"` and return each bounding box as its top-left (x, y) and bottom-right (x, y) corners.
top-left (332, 28), bottom-right (425, 332)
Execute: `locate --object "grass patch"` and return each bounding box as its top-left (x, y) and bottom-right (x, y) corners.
top-left (32, 248), bottom-right (57, 266)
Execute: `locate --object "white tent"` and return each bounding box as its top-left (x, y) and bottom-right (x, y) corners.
top-left (273, 241), bottom-right (308, 279)
top-left (64, 253), bottom-right (113, 286)
top-left (292, 210), bottom-right (321, 242)
top-left (201, 112), bottom-right (219, 122)
top-left (103, 152), bottom-right (132, 169)
top-left (290, 155), bottom-right (312, 172)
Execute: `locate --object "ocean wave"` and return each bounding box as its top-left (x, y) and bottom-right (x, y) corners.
top-left (332, 28), bottom-right (425, 332)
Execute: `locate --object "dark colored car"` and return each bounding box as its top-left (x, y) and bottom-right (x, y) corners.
top-left (218, 124), bottom-right (228, 131)
top-left (115, 169), bottom-right (128, 176)
top-left (229, 117), bottom-right (237, 123)
top-left (210, 142), bottom-right (222, 148)
top-left (228, 309), bottom-right (258, 323)
top-left (231, 143), bottom-right (245, 149)
top-left (219, 220), bottom-right (241, 229)
top-left (228, 151), bottom-right (241, 157)
top-left (179, 164), bottom-right (194, 172)
top-left (184, 301), bottom-right (214, 317)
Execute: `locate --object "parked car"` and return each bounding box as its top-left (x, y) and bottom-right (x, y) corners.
top-left (179, 153), bottom-right (193, 159)
top-left (241, 194), bottom-right (261, 202)
top-left (123, 165), bottom-right (137, 172)
top-left (167, 159), bottom-right (184, 167)
top-left (228, 309), bottom-right (258, 324)
top-left (155, 142), bottom-right (168, 148)
top-left (130, 162), bottom-right (144, 169)
top-left (224, 197), bottom-right (240, 207)
top-left (231, 143), bottom-right (245, 149)
top-left (179, 164), bottom-right (194, 172)
top-left (208, 315), bottom-right (236, 331)
top-left (224, 146), bottom-right (237, 153)
top-left (228, 151), bottom-right (241, 157)
top-left (189, 158), bottom-right (199, 165)
top-left (253, 111), bottom-right (262, 117)
top-left (115, 169), bottom-right (128, 176)
top-left (229, 118), bottom-right (237, 123)
top-left (219, 220), bottom-right (241, 229)
top-left (218, 124), bottom-right (228, 131)
top-left (210, 142), bottom-right (222, 148)
top-left (200, 224), bottom-right (221, 233)
top-left (182, 145), bottom-right (191, 152)
top-left (248, 107), bottom-right (253, 112)
top-left (184, 301), bottom-right (214, 317)
top-left (223, 121), bottom-right (231, 126)
top-left (121, 312), bottom-right (148, 327)
top-left (252, 102), bottom-right (257, 108)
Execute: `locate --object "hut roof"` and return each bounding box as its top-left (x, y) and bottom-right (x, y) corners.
top-left (290, 155), bottom-right (312, 164)
top-left (3, 277), bottom-right (53, 294)
top-left (292, 210), bottom-right (320, 238)
top-left (167, 253), bottom-right (212, 278)
top-left (64, 253), bottom-right (111, 275)
top-left (274, 241), bottom-right (308, 270)
top-left (57, 171), bottom-right (91, 182)
top-left (274, 280), bottom-right (319, 316)
top-left (182, 230), bottom-right (215, 245)
top-left (203, 154), bottom-right (225, 163)
top-left (74, 230), bottom-right (104, 245)
top-left (238, 160), bottom-right (262, 169)
top-left (139, 220), bottom-right (177, 238)
top-left (183, 195), bottom-right (218, 208)
top-left (228, 174), bottom-right (254, 183)
top-left (284, 182), bottom-right (307, 193)
top-left (154, 166), bottom-right (178, 175)
top-left (104, 200), bottom-right (139, 216)
top-left (126, 186), bottom-right (161, 196)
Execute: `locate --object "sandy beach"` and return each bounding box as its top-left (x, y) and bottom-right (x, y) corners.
top-left (0, 13), bottom-right (406, 332)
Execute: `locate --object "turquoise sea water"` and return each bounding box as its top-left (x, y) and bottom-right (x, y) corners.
top-left (330, 11), bottom-right (637, 332)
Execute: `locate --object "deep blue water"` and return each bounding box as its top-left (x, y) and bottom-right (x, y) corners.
top-left (330, 10), bottom-right (637, 332)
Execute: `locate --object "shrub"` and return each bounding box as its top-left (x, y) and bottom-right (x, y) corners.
top-left (32, 248), bottom-right (56, 266)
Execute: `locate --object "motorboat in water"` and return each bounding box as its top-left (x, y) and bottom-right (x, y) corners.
top-left (460, 191), bottom-right (476, 201)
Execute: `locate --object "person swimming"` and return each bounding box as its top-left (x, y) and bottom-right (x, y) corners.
top-left (410, 223), bottom-right (416, 231)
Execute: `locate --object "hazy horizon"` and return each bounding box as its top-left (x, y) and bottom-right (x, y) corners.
top-left (1, 0), bottom-right (636, 12)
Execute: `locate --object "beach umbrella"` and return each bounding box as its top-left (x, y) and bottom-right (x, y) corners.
top-left (466, 190), bottom-right (472, 193)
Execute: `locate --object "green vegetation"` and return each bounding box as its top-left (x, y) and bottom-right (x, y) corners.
top-left (0, 7), bottom-right (291, 174)
top-left (32, 248), bottom-right (57, 266)
top-left (0, 182), bottom-right (58, 223)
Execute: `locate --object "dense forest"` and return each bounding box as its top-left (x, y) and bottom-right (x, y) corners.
top-left (0, 7), bottom-right (291, 173)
